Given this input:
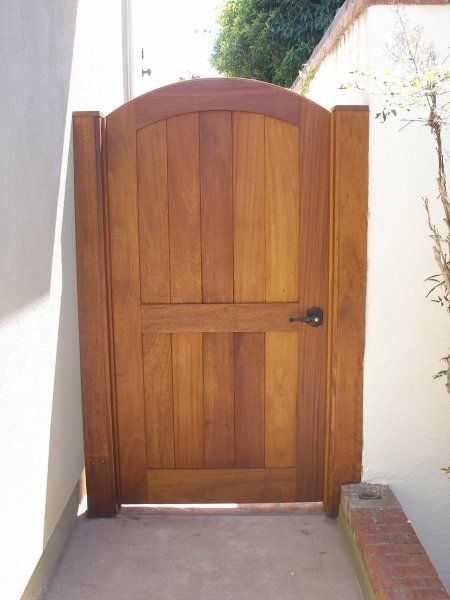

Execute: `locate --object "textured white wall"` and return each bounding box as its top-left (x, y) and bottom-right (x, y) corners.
top-left (298, 5), bottom-right (450, 589)
top-left (0, 2), bottom-right (125, 598)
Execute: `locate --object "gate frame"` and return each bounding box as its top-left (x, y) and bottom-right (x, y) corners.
top-left (72, 90), bottom-right (368, 518)
top-left (325, 105), bottom-right (368, 516)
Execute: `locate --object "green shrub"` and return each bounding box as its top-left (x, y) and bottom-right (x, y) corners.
top-left (211, 0), bottom-right (342, 88)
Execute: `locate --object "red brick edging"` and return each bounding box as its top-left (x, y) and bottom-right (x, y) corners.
top-left (340, 484), bottom-right (448, 599)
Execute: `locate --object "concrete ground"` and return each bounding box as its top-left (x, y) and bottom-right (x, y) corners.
top-left (46, 513), bottom-right (362, 599)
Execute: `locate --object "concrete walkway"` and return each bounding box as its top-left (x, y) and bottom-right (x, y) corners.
top-left (46, 513), bottom-right (362, 599)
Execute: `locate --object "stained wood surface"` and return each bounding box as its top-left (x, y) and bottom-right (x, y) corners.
top-left (137, 120), bottom-right (170, 303)
top-left (324, 107), bottom-right (369, 515)
top-left (265, 333), bottom-right (298, 468)
top-left (142, 334), bottom-right (174, 468)
top-left (203, 333), bottom-right (235, 468)
top-left (265, 117), bottom-right (299, 302)
top-left (172, 333), bottom-right (204, 468)
top-left (73, 113), bottom-right (118, 517)
top-left (132, 78), bottom-right (305, 128)
top-left (96, 80), bottom-right (340, 506)
top-left (167, 113), bottom-right (202, 302)
top-left (76, 82), bottom-right (368, 512)
top-left (141, 330), bottom-right (312, 476)
top-left (106, 104), bottom-right (148, 503)
top-left (325, 107), bottom-right (368, 516)
top-left (148, 468), bottom-right (296, 503)
top-left (141, 303), bottom-right (301, 333)
top-left (297, 102), bottom-right (330, 501)
top-left (200, 111), bottom-right (233, 302)
top-left (234, 333), bottom-right (265, 468)
top-left (233, 112), bottom-right (265, 302)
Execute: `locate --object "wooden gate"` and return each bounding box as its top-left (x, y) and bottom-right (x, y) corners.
top-left (73, 79), bottom-right (368, 517)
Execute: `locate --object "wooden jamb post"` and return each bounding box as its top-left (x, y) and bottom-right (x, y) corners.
top-left (325, 106), bottom-right (369, 516)
top-left (73, 112), bottom-right (119, 517)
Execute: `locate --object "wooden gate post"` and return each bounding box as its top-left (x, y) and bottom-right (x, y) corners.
top-left (73, 112), bottom-right (119, 517)
top-left (325, 106), bottom-right (369, 516)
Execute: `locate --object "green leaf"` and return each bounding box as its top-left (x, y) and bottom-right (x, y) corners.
top-left (432, 370), bottom-right (448, 380)
top-left (211, 0), bottom-right (342, 87)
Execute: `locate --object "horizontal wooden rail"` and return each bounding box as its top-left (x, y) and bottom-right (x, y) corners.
top-left (141, 303), bottom-right (302, 332)
top-left (147, 468), bottom-right (296, 503)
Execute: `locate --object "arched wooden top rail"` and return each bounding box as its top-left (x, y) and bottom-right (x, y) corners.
top-left (106, 77), bottom-right (329, 129)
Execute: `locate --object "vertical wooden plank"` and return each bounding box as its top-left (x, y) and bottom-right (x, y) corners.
top-left (172, 333), bottom-right (204, 468)
top-left (325, 106), bottom-right (368, 516)
top-left (142, 333), bottom-right (174, 468)
top-left (107, 104), bottom-right (148, 503)
top-left (234, 333), bottom-right (265, 467)
top-left (73, 112), bottom-right (118, 517)
top-left (203, 333), bottom-right (235, 468)
top-left (265, 117), bottom-right (299, 302)
top-left (137, 120), bottom-right (170, 303)
top-left (297, 104), bottom-right (331, 501)
top-left (200, 111), bottom-right (233, 302)
top-left (233, 112), bottom-right (265, 302)
top-left (167, 113), bottom-right (202, 303)
top-left (265, 332), bottom-right (298, 468)
top-left (200, 111), bottom-right (234, 468)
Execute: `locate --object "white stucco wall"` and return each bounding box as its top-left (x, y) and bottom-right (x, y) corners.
top-left (0, 1), bottom-right (126, 598)
top-left (297, 5), bottom-right (450, 589)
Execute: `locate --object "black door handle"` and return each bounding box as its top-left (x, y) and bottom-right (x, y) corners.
top-left (289, 307), bottom-right (323, 327)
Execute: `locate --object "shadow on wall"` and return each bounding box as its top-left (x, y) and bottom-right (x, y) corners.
top-left (0, 0), bottom-right (79, 321)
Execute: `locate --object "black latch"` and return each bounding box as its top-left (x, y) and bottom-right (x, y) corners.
top-left (289, 307), bottom-right (323, 327)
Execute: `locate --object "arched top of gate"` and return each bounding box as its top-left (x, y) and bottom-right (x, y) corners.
top-left (107, 77), bottom-right (329, 129)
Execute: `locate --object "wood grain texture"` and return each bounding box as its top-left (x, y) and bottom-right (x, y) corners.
top-left (103, 117), bottom-right (121, 511)
top-left (297, 103), bottom-right (330, 501)
top-left (76, 80), bottom-right (351, 508)
top-left (265, 117), bottom-right (300, 302)
top-left (106, 104), bottom-right (148, 503)
top-left (142, 334), bottom-right (174, 468)
top-left (137, 120), bottom-right (170, 303)
top-left (265, 332), bottom-right (298, 468)
top-left (200, 111), bottom-right (233, 302)
top-left (141, 303), bottom-right (301, 333)
top-left (133, 78), bottom-right (308, 128)
top-left (325, 107), bottom-right (368, 516)
top-left (172, 333), bottom-right (204, 468)
top-left (234, 333), bottom-right (265, 468)
top-left (167, 113), bottom-right (202, 302)
top-left (73, 113), bottom-right (118, 517)
top-left (147, 468), bottom-right (296, 503)
top-left (203, 333), bottom-right (235, 468)
top-left (233, 112), bottom-right (265, 302)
